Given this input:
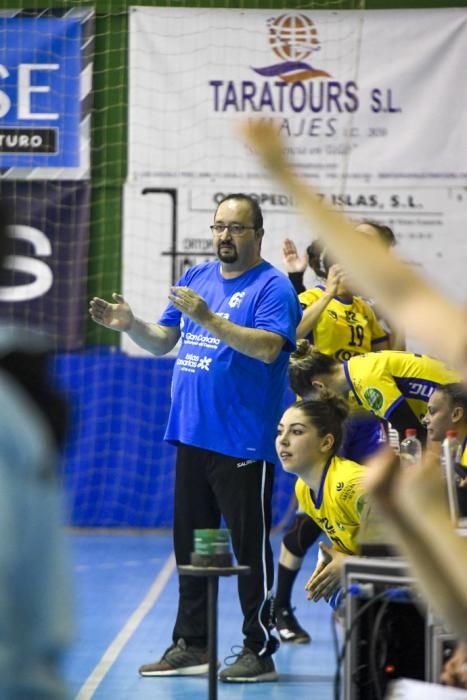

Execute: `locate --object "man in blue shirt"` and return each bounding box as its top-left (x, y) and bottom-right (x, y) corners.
top-left (90, 194), bottom-right (302, 682)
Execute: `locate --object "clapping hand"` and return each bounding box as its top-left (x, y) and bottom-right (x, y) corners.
top-left (89, 293), bottom-right (134, 332)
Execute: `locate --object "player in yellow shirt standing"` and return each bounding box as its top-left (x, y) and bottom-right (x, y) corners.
top-left (285, 240), bottom-right (389, 356)
top-left (275, 392), bottom-right (369, 609)
top-left (296, 262), bottom-right (388, 357)
top-left (283, 220), bottom-right (404, 352)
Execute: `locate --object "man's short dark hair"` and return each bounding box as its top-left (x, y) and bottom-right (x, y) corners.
top-left (215, 194), bottom-right (263, 231)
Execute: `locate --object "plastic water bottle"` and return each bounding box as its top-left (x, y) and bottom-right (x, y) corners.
top-left (442, 430), bottom-right (460, 522)
top-left (387, 423), bottom-right (401, 455)
top-left (399, 428), bottom-right (422, 466)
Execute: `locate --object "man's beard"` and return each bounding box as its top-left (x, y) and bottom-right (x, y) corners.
top-left (217, 242), bottom-right (238, 263)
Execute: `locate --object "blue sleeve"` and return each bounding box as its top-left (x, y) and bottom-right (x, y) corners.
top-left (158, 301), bottom-right (181, 327)
top-left (254, 277), bottom-right (302, 352)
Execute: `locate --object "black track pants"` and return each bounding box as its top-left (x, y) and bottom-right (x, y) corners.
top-left (172, 443), bottom-right (276, 656)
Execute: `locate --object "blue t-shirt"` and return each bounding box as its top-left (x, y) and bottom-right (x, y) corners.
top-left (158, 260), bottom-right (302, 462)
top-left (341, 414), bottom-right (387, 463)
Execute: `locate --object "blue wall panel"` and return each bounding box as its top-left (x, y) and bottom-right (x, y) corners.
top-left (51, 349), bottom-right (295, 528)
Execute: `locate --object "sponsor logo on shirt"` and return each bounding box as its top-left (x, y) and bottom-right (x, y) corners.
top-left (364, 387), bottom-right (384, 412)
top-left (236, 459), bottom-right (256, 468)
top-left (184, 332), bottom-right (220, 349)
top-left (336, 481), bottom-right (344, 491)
top-left (176, 353), bottom-right (212, 372)
top-left (316, 517), bottom-right (349, 551)
top-left (340, 483), bottom-right (357, 502)
top-left (335, 348), bottom-right (359, 362)
top-left (406, 382), bottom-right (435, 399)
top-left (316, 516), bottom-right (336, 536)
top-left (228, 291), bottom-right (246, 309)
top-left (197, 356), bottom-right (212, 370)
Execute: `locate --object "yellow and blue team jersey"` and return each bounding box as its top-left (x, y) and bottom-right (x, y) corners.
top-left (298, 286), bottom-right (388, 362)
top-left (344, 350), bottom-right (461, 424)
top-left (295, 455), bottom-right (367, 555)
top-left (459, 438), bottom-right (467, 470)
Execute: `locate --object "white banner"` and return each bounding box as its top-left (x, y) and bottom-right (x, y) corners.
top-left (124, 7), bottom-right (467, 355)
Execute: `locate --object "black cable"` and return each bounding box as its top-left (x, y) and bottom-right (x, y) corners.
top-left (351, 664), bottom-right (373, 691)
top-left (369, 597), bottom-right (391, 700)
top-left (333, 590), bottom-right (389, 700)
top-left (331, 609), bottom-right (342, 700)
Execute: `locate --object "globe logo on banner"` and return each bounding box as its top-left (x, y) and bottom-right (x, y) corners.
top-left (253, 14), bottom-right (331, 83)
top-left (269, 14), bottom-right (319, 61)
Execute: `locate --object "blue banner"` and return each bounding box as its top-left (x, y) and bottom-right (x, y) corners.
top-left (0, 180), bottom-right (91, 349)
top-left (0, 12), bottom-right (92, 172)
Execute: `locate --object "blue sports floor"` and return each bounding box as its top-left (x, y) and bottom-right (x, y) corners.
top-left (64, 531), bottom-right (337, 700)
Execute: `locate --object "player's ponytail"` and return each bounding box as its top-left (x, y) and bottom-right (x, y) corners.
top-left (289, 341), bottom-right (338, 398)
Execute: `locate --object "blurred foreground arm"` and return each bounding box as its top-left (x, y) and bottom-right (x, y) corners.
top-left (241, 121), bottom-right (467, 378)
top-left (440, 641), bottom-right (467, 688)
top-left (365, 447), bottom-right (467, 641)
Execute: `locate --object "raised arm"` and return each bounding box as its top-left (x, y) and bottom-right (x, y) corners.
top-left (282, 238), bottom-right (307, 295)
top-left (297, 264), bottom-right (345, 339)
top-left (241, 121), bottom-right (467, 379)
top-left (89, 293), bottom-right (180, 356)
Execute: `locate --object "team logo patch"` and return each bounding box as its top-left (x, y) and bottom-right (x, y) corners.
top-left (364, 387), bottom-right (384, 412)
top-left (228, 291), bottom-right (245, 309)
top-left (356, 495), bottom-right (368, 516)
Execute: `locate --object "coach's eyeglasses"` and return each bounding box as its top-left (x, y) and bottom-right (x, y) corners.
top-left (210, 223), bottom-right (256, 236)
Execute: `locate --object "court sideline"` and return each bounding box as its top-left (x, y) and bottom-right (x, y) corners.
top-left (64, 531), bottom-right (336, 699)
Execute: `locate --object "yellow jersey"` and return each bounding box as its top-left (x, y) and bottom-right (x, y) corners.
top-left (298, 286), bottom-right (388, 362)
top-left (344, 351), bottom-right (461, 423)
top-left (295, 455), bottom-right (367, 555)
top-left (460, 439), bottom-right (467, 469)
